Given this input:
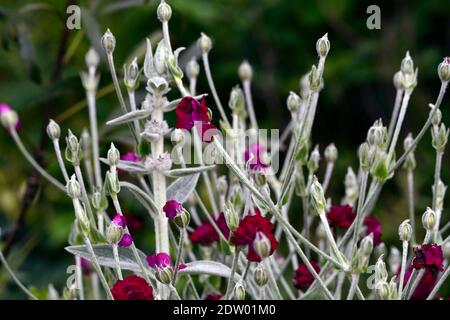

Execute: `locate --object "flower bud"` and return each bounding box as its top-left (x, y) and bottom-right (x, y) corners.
top-left (233, 281), bottom-right (246, 300)
top-left (393, 71), bottom-right (404, 90)
top-left (124, 57), bottom-right (140, 90)
top-left (358, 142), bottom-right (371, 171)
top-left (309, 176), bottom-right (327, 214)
top-left (388, 247), bottom-right (401, 274)
top-left (324, 143), bottom-right (338, 163)
top-left (295, 139), bottom-right (309, 165)
top-left (370, 149), bottom-right (389, 181)
top-left (430, 106), bottom-right (442, 126)
top-left (375, 255), bottom-right (388, 283)
top-left (91, 189), bottom-right (108, 211)
top-left (85, 48), bottom-right (100, 70)
top-left (66, 175), bottom-right (81, 199)
top-left (217, 176), bottom-right (228, 196)
top-left (433, 179), bottom-right (447, 212)
top-left (167, 47), bottom-right (185, 80)
top-left (238, 60), bottom-right (253, 81)
top-left (104, 170), bottom-right (120, 196)
top-left (171, 128), bottom-right (185, 146)
top-left (360, 233), bottom-right (374, 256)
top-left (316, 33), bottom-right (330, 57)
top-left (401, 51), bottom-right (414, 75)
top-left (343, 167), bottom-right (359, 206)
top-left (403, 133), bottom-right (416, 171)
top-left (229, 184), bottom-right (244, 210)
top-left (228, 86), bottom-right (245, 113)
top-left (154, 40), bottom-right (170, 76)
top-left (403, 68), bottom-right (418, 93)
top-left (315, 223), bottom-right (326, 240)
top-left (107, 143), bottom-right (120, 167)
top-left (174, 209), bottom-right (190, 229)
top-left (308, 64), bottom-right (321, 91)
top-left (65, 129), bottom-right (81, 165)
top-left (388, 276), bottom-right (399, 300)
top-left (198, 32), bottom-right (212, 54)
top-left (286, 91), bottom-right (301, 113)
top-left (375, 242), bottom-right (386, 259)
top-left (101, 29), bottom-right (116, 55)
top-left (224, 204), bottom-right (239, 232)
top-left (253, 231), bottom-right (272, 260)
top-left (156, 267), bottom-right (174, 285)
top-left (0, 108), bottom-right (18, 130)
top-left (254, 264), bottom-right (268, 287)
top-left (76, 207), bottom-right (90, 236)
top-left (422, 207), bottom-right (436, 231)
top-left (437, 57), bottom-right (450, 82)
top-left (367, 119), bottom-right (386, 147)
top-left (46, 119), bottom-right (61, 140)
top-left (376, 280), bottom-right (390, 300)
top-left (106, 222), bottom-right (124, 244)
top-left (307, 146), bottom-right (320, 173)
top-left (398, 219), bottom-right (412, 242)
top-left (157, 0), bottom-right (172, 22)
top-left (431, 123), bottom-right (449, 152)
top-left (186, 58), bottom-right (200, 79)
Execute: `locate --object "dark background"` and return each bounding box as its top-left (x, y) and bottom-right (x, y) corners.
top-left (1, 0), bottom-right (450, 298)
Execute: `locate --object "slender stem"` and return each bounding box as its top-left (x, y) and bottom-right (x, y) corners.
top-left (407, 170), bottom-right (416, 244)
top-left (319, 213), bottom-right (349, 271)
top-left (75, 256), bottom-right (85, 300)
top-left (127, 90), bottom-right (141, 135)
top-left (388, 91), bottom-right (411, 161)
top-left (264, 258), bottom-right (283, 300)
top-left (426, 264), bottom-right (450, 300)
top-left (90, 273), bottom-right (100, 300)
top-left (406, 268), bottom-right (425, 300)
top-left (201, 52), bottom-right (231, 128)
top-left (172, 228), bottom-right (185, 284)
top-left (387, 89), bottom-right (404, 146)
top-left (242, 79), bottom-right (257, 129)
top-left (161, 20), bottom-right (172, 52)
top-left (322, 162), bottom-right (334, 193)
top-left (346, 273), bottom-right (360, 300)
top-left (189, 76), bottom-right (197, 96)
top-left (112, 244), bottom-right (123, 280)
top-left (432, 151), bottom-right (443, 211)
top-left (106, 53), bottom-right (128, 114)
top-left (74, 165), bottom-right (96, 228)
top-left (398, 240), bottom-right (408, 298)
top-left (52, 139), bottom-right (69, 182)
top-left (351, 170), bottom-right (369, 257)
top-left (402, 268), bottom-right (416, 298)
top-left (225, 249), bottom-right (240, 299)
top-left (169, 284), bottom-right (181, 300)
top-left (10, 129), bottom-right (65, 191)
top-left (86, 89), bottom-right (103, 188)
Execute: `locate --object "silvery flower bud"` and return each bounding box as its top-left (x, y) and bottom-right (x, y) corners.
top-left (370, 149), bottom-right (389, 181)
top-left (401, 51), bottom-right (414, 75)
top-left (375, 242), bottom-right (386, 259)
top-left (66, 175), bottom-right (81, 199)
top-left (388, 247), bottom-right (401, 274)
top-left (238, 60), bottom-right (253, 81)
top-left (393, 71), bottom-right (404, 90)
top-left (437, 57), bottom-right (450, 83)
top-left (101, 29), bottom-right (116, 55)
top-left (186, 58), bottom-right (200, 79)
top-left (0, 109), bottom-right (18, 130)
top-left (367, 119), bottom-right (386, 147)
top-left (324, 143), bottom-right (338, 163)
top-left (228, 86), bottom-right (245, 113)
top-left (76, 207), bottom-right (90, 236)
top-left (402, 68), bottom-right (418, 93)
top-left (106, 222), bottom-right (124, 244)
top-left (398, 219), bottom-right (412, 242)
top-left (343, 167), bottom-right (359, 206)
top-left (360, 233), bottom-right (374, 256)
top-left (375, 255), bottom-right (388, 283)
top-left (295, 139), bottom-right (309, 165)
top-left (315, 223), bottom-right (326, 240)
top-left (287, 91), bottom-right (301, 113)
top-left (433, 179), bottom-right (447, 212)
top-left (316, 33), bottom-right (330, 57)
top-left (253, 231), bottom-right (272, 259)
top-left (299, 73), bottom-right (310, 100)
top-left (157, 0), bottom-right (172, 22)
top-left (254, 264), bottom-right (268, 287)
top-left (309, 176), bottom-right (327, 214)
top-left (224, 204), bottom-right (239, 232)
top-left (171, 129), bottom-right (185, 145)
top-left (430, 106), bottom-right (442, 126)
top-left (198, 32), bottom-right (212, 54)
top-left (229, 184), bottom-right (244, 209)
top-left (46, 119), bottom-right (61, 140)
top-left (85, 48), bottom-right (100, 70)
top-left (167, 47), bottom-right (185, 80)
top-left (233, 281), bottom-right (246, 300)
top-left (107, 143), bottom-right (120, 167)
top-left (402, 133), bottom-right (416, 171)
top-left (124, 57), bottom-right (140, 90)
top-left (104, 170), bottom-right (120, 196)
top-left (174, 209), bottom-right (190, 229)
top-left (431, 123), bottom-right (449, 152)
top-left (217, 176), bottom-right (228, 196)
top-left (376, 280), bottom-right (390, 300)
top-left (91, 189), bottom-right (108, 211)
top-left (307, 146), bottom-right (320, 173)
top-left (66, 130), bottom-right (79, 153)
top-left (388, 277), bottom-right (399, 300)
top-left (154, 40), bottom-right (170, 75)
top-left (81, 129), bottom-right (91, 155)
top-left (422, 207), bottom-right (436, 231)
top-left (308, 64), bottom-right (321, 91)
top-left (156, 267), bottom-right (174, 285)
top-left (358, 142), bottom-right (371, 171)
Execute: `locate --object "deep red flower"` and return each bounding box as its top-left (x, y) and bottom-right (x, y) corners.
top-left (293, 261), bottom-right (321, 291)
top-left (189, 213), bottom-right (230, 245)
top-left (123, 212), bottom-right (142, 233)
top-left (403, 265), bottom-right (439, 300)
top-left (231, 214), bottom-right (278, 262)
top-left (327, 205), bottom-right (356, 229)
top-left (205, 293), bottom-right (222, 300)
top-left (412, 244), bottom-right (444, 272)
top-left (80, 258), bottom-right (91, 275)
top-left (363, 215), bottom-right (382, 246)
top-left (111, 275), bottom-right (154, 300)
top-left (163, 200), bottom-right (183, 220)
top-left (244, 143), bottom-right (269, 170)
top-left (175, 96), bottom-right (217, 143)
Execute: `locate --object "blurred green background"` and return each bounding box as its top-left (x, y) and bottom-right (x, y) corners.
top-left (1, 0), bottom-right (450, 298)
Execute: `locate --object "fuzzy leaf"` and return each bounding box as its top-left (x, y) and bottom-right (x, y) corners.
top-left (166, 173), bottom-right (200, 203)
top-left (106, 109), bottom-right (152, 126)
top-left (164, 165), bottom-right (215, 177)
top-left (99, 158), bottom-right (148, 174)
top-left (178, 260), bottom-right (240, 281)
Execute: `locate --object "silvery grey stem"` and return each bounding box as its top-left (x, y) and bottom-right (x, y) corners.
top-left (398, 240), bottom-right (408, 298)
top-left (431, 151), bottom-right (443, 211)
top-left (224, 249), bottom-right (240, 300)
top-left (406, 268), bottom-right (425, 300)
top-left (426, 264), bottom-right (450, 300)
top-left (112, 244), bottom-right (123, 280)
top-left (106, 53), bottom-right (128, 115)
top-left (346, 273), bottom-right (359, 300)
top-left (52, 139), bottom-right (69, 182)
top-left (172, 228), bottom-right (185, 284)
top-left (387, 89), bottom-right (404, 146)
top-left (388, 91), bottom-right (411, 161)
top-left (318, 213), bottom-right (349, 271)
top-left (264, 258), bottom-right (283, 300)
top-left (407, 170), bottom-right (416, 244)
top-left (401, 268), bottom-right (416, 298)
top-left (74, 256), bottom-right (85, 300)
top-left (10, 129), bottom-right (65, 191)
top-left (86, 89), bottom-right (103, 188)
top-left (74, 165), bottom-right (96, 228)
top-left (242, 79), bottom-right (258, 129)
top-left (127, 90), bottom-right (141, 135)
top-left (201, 52), bottom-right (231, 128)
top-left (350, 170), bottom-right (369, 257)
top-left (90, 273), bottom-right (100, 300)
top-left (322, 162), bottom-right (334, 193)
top-left (189, 76), bottom-right (197, 96)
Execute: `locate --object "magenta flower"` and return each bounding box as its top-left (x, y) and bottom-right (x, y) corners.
top-left (205, 293), bottom-right (222, 300)
top-left (112, 214), bottom-right (127, 228)
top-left (118, 233), bottom-right (133, 247)
top-left (244, 143), bottom-right (269, 171)
top-left (146, 252), bottom-right (171, 269)
top-left (111, 213), bottom-right (132, 247)
top-left (293, 260), bottom-right (321, 291)
top-left (175, 96), bottom-right (217, 143)
top-left (413, 244), bottom-right (444, 272)
top-left (121, 151), bottom-right (141, 162)
top-left (111, 275), bottom-right (154, 300)
top-left (80, 258), bottom-right (92, 275)
top-left (403, 265), bottom-right (439, 300)
top-left (179, 263), bottom-right (187, 270)
top-left (163, 200), bottom-right (183, 220)
top-left (0, 103), bottom-right (20, 131)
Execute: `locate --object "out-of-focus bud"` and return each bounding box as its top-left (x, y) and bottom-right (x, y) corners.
top-left (124, 57), bottom-right (140, 90)
top-left (228, 86), bottom-right (245, 114)
top-left (308, 64), bottom-right (321, 91)
top-left (375, 242), bottom-right (386, 259)
top-left (375, 255), bottom-right (388, 283)
top-left (388, 247), bottom-right (401, 274)
top-left (104, 170), bottom-right (121, 196)
top-left (393, 71), bottom-right (404, 90)
top-left (437, 57), bottom-right (450, 83)
top-left (106, 222), bottom-right (124, 244)
top-left (343, 167), bottom-right (359, 206)
top-left (229, 184), bottom-right (244, 210)
top-left (46, 119), bottom-right (61, 140)
top-left (107, 143), bottom-right (120, 167)
top-left (287, 91), bottom-right (301, 113)
top-left (324, 143), bottom-right (338, 163)
top-left (186, 58), bottom-right (200, 79)
top-left (167, 47), bottom-right (185, 80)
top-left (76, 207), bottom-right (90, 236)
top-left (398, 219), bottom-right (412, 242)
top-left (66, 175), bottom-right (81, 199)
top-left (422, 207), bottom-right (436, 231)
top-left (156, 267), bottom-right (174, 285)
top-left (376, 280), bottom-right (390, 300)
top-left (315, 223), bottom-right (326, 240)
top-left (360, 233), bottom-right (374, 256)
top-left (430, 104), bottom-right (442, 126)
top-left (101, 29), bottom-right (116, 55)
top-left (388, 276), bottom-right (399, 300)
top-left (224, 204), bottom-right (239, 232)
top-left (253, 231), bottom-right (272, 260)
top-left (370, 149), bottom-right (390, 181)
top-left (85, 48), bottom-right (100, 70)
top-left (403, 68), bottom-right (418, 93)
top-left (316, 33), bottom-right (330, 58)
top-left (309, 176), bottom-right (327, 214)
top-left (81, 129), bottom-right (91, 157)
top-left (171, 128), bottom-right (185, 146)
top-left (401, 51), bottom-right (414, 75)
top-left (217, 176), bottom-right (228, 196)
top-left (433, 179), bottom-right (447, 212)
top-left (154, 40), bottom-right (170, 76)
top-left (358, 142), bottom-right (371, 171)
top-left (238, 60), bottom-right (253, 81)
top-left (65, 130), bottom-right (82, 164)
top-left (299, 73), bottom-right (310, 100)
top-left (307, 146), bottom-right (320, 173)
top-left (0, 108), bottom-right (18, 130)
top-left (403, 133), bottom-right (416, 171)
top-left (443, 241), bottom-right (450, 260)
top-left (174, 209), bottom-right (190, 229)
top-left (295, 139), bottom-right (309, 165)
top-left (157, 0), bottom-right (172, 22)
top-left (198, 32), bottom-right (212, 54)
top-left (233, 281), bottom-right (246, 300)
top-left (431, 123), bottom-right (449, 152)
top-left (367, 119), bottom-right (386, 147)
top-left (254, 264), bottom-right (268, 287)
top-left (91, 188), bottom-right (108, 211)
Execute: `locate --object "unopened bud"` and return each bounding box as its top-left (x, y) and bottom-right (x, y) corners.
top-left (422, 207), bottom-right (436, 231)
top-left (254, 264), bottom-right (268, 287)
top-left (358, 142), bottom-right (371, 171)
top-left (307, 146), bottom-right (320, 173)
top-left (393, 71), bottom-right (404, 90)
top-left (217, 176), bottom-right (228, 195)
top-left (85, 48), bottom-right (100, 70)
top-left (367, 119), bottom-right (386, 147)
top-left (0, 108), bottom-right (18, 130)
top-left (324, 143), bottom-right (338, 163)
top-left (186, 58), bottom-right (200, 79)
top-left (46, 119), bottom-right (61, 140)
top-left (101, 29), bottom-right (116, 55)
top-left (157, 0), bottom-right (172, 22)
top-left (107, 143), bottom-right (120, 167)
top-left (91, 189), bottom-right (108, 211)
top-left (229, 86), bottom-right (245, 113)
top-left (309, 176), bottom-right (326, 214)
top-left (375, 255), bottom-right (388, 283)
top-left (224, 204), bottom-right (239, 232)
top-left (171, 129), bottom-right (185, 145)
top-left (253, 231), bottom-right (272, 259)
top-left (308, 64), bottom-right (320, 91)
top-left (398, 219), bottom-right (412, 242)
top-left (431, 123), bottom-right (449, 152)
top-left (66, 175), bottom-right (81, 199)
top-left (287, 91), bottom-right (301, 113)
top-left (156, 267), bottom-right (174, 285)
top-left (433, 179), bottom-right (447, 212)
top-left (124, 57), bottom-right (140, 90)
top-left (388, 247), bottom-right (401, 274)
top-left (154, 40), bottom-right (170, 76)
top-left (403, 133), bottom-right (416, 171)
top-left (370, 149), bottom-right (389, 181)
top-left (401, 51), bottom-right (414, 75)
top-left (316, 33), bottom-right (330, 57)
top-left (238, 60), bottom-right (253, 81)
top-left (376, 281), bottom-right (390, 300)
top-left (360, 233), bottom-right (374, 256)
top-left (198, 33), bottom-right (212, 54)
top-left (106, 223), bottom-right (124, 244)
top-left (104, 170), bottom-right (120, 196)
top-left (233, 281), bottom-right (246, 300)
top-left (174, 209), bottom-right (190, 229)
top-left (430, 105), bottom-right (442, 126)
top-left (438, 57), bottom-right (450, 83)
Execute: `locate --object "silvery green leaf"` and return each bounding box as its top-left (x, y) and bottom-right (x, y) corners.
top-left (65, 244), bottom-right (152, 277)
top-left (106, 109), bottom-right (152, 126)
top-left (164, 165), bottom-right (215, 177)
top-left (99, 158), bottom-right (149, 174)
top-left (166, 173), bottom-right (200, 203)
top-left (163, 94), bottom-right (208, 112)
top-left (299, 286), bottom-right (331, 300)
top-left (178, 260), bottom-right (240, 281)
